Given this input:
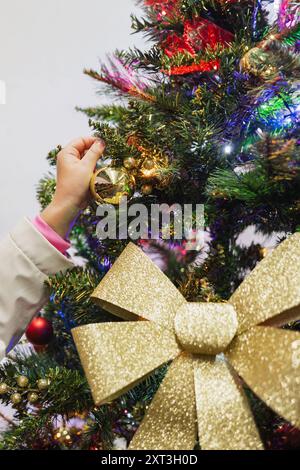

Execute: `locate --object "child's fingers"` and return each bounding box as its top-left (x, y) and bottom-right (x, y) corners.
top-left (82, 139), bottom-right (106, 169)
top-left (62, 137), bottom-right (98, 160)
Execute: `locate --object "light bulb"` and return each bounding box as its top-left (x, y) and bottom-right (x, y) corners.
top-left (223, 144), bottom-right (233, 155)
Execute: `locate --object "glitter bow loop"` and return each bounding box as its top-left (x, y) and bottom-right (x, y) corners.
top-left (72, 235), bottom-right (300, 450)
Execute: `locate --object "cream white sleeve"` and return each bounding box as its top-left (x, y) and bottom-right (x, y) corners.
top-left (0, 218), bottom-right (73, 359)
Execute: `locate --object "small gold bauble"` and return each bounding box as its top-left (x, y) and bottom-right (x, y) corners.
top-left (140, 159), bottom-right (159, 180)
top-left (123, 157), bottom-right (137, 170)
top-left (17, 375), bottom-right (29, 388)
top-left (140, 168), bottom-right (158, 180)
top-left (11, 393), bottom-right (22, 405)
top-left (0, 383), bottom-right (9, 395)
top-left (141, 184), bottom-right (153, 196)
top-left (259, 247), bottom-right (269, 259)
top-left (142, 159), bottom-right (156, 171)
top-left (240, 46), bottom-right (277, 80)
top-left (140, 157), bottom-right (159, 178)
top-left (90, 167), bottom-right (135, 205)
top-left (37, 379), bottom-right (50, 391)
top-left (28, 392), bottom-right (39, 404)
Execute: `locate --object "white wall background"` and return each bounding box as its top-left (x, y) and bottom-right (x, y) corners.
top-left (0, 0), bottom-right (145, 237)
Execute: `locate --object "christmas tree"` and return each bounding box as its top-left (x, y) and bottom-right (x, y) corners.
top-left (0, 0), bottom-right (300, 450)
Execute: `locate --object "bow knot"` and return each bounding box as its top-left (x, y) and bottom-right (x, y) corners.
top-left (174, 303), bottom-right (238, 355)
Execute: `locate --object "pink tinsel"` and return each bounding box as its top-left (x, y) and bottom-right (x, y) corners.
top-left (278, 0), bottom-right (300, 30)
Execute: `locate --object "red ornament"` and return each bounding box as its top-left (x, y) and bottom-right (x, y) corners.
top-left (162, 16), bottom-right (233, 60)
top-left (183, 18), bottom-right (234, 52)
top-left (162, 32), bottom-right (195, 58)
top-left (145, 0), bottom-right (181, 21)
top-left (26, 317), bottom-right (54, 346)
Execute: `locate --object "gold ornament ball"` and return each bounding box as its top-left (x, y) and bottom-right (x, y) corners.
top-left (259, 247), bottom-right (269, 259)
top-left (123, 157), bottom-right (137, 170)
top-left (0, 383), bottom-right (9, 395)
top-left (28, 392), bottom-right (39, 404)
top-left (90, 167), bottom-right (135, 205)
top-left (37, 378), bottom-right (50, 391)
top-left (17, 375), bottom-right (29, 388)
top-left (141, 159), bottom-right (159, 179)
top-left (142, 159), bottom-right (156, 171)
top-left (11, 393), bottom-right (22, 405)
top-left (141, 184), bottom-right (153, 196)
top-left (240, 46), bottom-right (277, 79)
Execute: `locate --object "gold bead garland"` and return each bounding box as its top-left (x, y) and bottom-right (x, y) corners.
top-left (0, 375), bottom-right (50, 406)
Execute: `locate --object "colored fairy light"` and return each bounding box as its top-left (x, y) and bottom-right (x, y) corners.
top-left (224, 144), bottom-right (233, 155)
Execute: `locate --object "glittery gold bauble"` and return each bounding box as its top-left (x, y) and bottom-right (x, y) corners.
top-left (123, 157), bottom-right (138, 170)
top-left (140, 159), bottom-right (160, 182)
top-left (90, 167), bottom-right (135, 205)
top-left (259, 247), bottom-right (269, 259)
top-left (17, 375), bottom-right (29, 388)
top-left (141, 184), bottom-right (153, 196)
top-left (140, 167), bottom-right (158, 180)
top-left (240, 46), bottom-right (277, 80)
top-left (143, 159), bottom-right (156, 171)
top-left (0, 383), bottom-right (9, 395)
top-left (37, 379), bottom-right (50, 391)
top-left (28, 392), bottom-right (39, 404)
top-left (140, 151), bottom-right (172, 190)
top-left (11, 393), bottom-right (22, 405)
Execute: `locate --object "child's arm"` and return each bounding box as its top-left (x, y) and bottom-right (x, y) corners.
top-left (41, 136), bottom-right (105, 238)
top-left (0, 137), bottom-right (105, 358)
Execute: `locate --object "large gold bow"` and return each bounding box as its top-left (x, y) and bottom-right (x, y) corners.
top-left (72, 235), bottom-right (300, 450)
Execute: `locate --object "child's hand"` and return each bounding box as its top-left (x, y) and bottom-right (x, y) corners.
top-left (41, 136), bottom-right (105, 238)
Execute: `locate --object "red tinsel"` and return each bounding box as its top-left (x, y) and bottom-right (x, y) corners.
top-left (163, 59), bottom-right (221, 76)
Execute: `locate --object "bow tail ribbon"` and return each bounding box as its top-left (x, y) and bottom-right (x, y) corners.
top-left (129, 354), bottom-right (197, 450)
top-left (194, 357), bottom-right (263, 450)
top-left (130, 354), bottom-right (263, 451)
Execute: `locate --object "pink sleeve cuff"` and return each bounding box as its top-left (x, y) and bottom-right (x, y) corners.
top-left (32, 215), bottom-right (71, 255)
